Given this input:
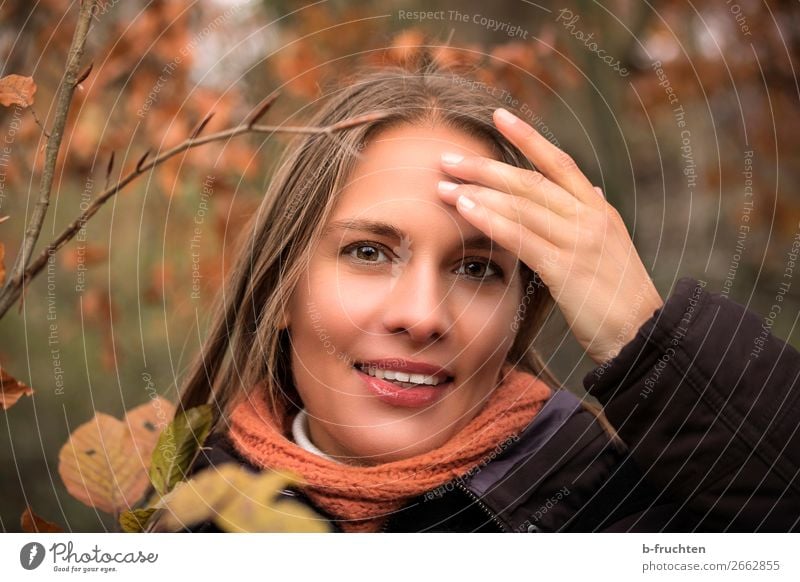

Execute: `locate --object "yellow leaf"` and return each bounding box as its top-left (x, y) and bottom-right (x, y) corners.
top-left (153, 464), bottom-right (329, 533)
top-left (119, 508), bottom-right (157, 532)
top-left (0, 74), bottom-right (36, 108)
top-left (58, 397), bottom-right (175, 514)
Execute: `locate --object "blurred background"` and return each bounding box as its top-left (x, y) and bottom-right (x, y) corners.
top-left (1, 0), bottom-right (798, 531)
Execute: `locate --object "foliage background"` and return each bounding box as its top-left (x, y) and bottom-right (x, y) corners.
top-left (1, 0), bottom-right (798, 531)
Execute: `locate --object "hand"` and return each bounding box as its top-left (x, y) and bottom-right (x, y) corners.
top-left (437, 107), bottom-right (664, 365)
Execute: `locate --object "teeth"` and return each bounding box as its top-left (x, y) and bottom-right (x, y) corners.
top-left (356, 364), bottom-right (450, 386)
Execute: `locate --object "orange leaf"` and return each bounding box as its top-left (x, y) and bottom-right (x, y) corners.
top-left (58, 396), bottom-right (174, 514)
top-left (0, 74), bottom-right (37, 108)
top-left (0, 242), bottom-right (5, 286)
top-left (21, 507), bottom-right (63, 533)
top-left (0, 365), bottom-right (33, 410)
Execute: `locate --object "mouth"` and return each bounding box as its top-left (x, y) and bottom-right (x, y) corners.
top-left (353, 362), bottom-right (454, 387)
top-left (351, 360), bottom-right (455, 408)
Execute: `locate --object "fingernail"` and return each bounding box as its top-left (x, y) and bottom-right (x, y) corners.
top-left (495, 108), bottom-right (519, 125)
top-left (438, 180), bottom-right (459, 193)
top-left (441, 152), bottom-right (464, 166)
top-left (458, 194), bottom-right (476, 210)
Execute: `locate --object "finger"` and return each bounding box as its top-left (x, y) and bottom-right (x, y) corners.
top-left (440, 153), bottom-right (580, 218)
top-left (437, 180), bottom-right (572, 247)
top-left (493, 108), bottom-right (602, 208)
top-left (446, 189), bottom-right (561, 280)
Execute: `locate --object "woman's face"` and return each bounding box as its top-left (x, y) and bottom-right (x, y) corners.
top-left (284, 123), bottom-right (524, 464)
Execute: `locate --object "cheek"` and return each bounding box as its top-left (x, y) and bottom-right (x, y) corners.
top-left (308, 265), bottom-right (389, 326)
top-left (454, 289), bottom-right (521, 356)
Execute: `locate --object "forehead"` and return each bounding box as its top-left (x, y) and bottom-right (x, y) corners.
top-left (333, 124), bottom-right (497, 215)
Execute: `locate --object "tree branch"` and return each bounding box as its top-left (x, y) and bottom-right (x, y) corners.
top-left (0, 109), bottom-right (390, 318)
top-left (1, 1), bottom-right (97, 307)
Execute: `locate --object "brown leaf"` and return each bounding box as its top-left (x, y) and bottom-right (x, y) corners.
top-left (0, 74), bottom-right (37, 108)
top-left (21, 507), bottom-right (63, 533)
top-left (0, 365), bottom-right (33, 410)
top-left (58, 396), bottom-right (175, 514)
top-left (0, 242), bottom-right (5, 286)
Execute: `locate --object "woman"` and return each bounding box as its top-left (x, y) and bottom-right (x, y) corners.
top-left (178, 63), bottom-right (800, 533)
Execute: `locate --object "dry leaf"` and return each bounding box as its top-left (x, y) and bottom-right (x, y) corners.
top-left (153, 464), bottom-right (329, 533)
top-left (0, 74), bottom-right (37, 108)
top-left (58, 397), bottom-right (175, 514)
top-left (21, 507), bottom-right (63, 533)
top-left (125, 397), bottom-right (175, 459)
top-left (0, 365), bottom-right (33, 410)
top-left (0, 242), bottom-right (5, 287)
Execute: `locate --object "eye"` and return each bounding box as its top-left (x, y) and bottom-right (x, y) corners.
top-left (457, 259), bottom-right (504, 281)
top-left (342, 242), bottom-right (391, 264)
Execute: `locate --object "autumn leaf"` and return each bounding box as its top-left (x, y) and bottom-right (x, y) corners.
top-left (0, 365), bottom-right (33, 410)
top-left (0, 242), bottom-right (5, 286)
top-left (21, 507), bottom-right (63, 533)
top-left (149, 404), bottom-right (212, 496)
top-left (151, 464), bottom-right (329, 533)
top-left (119, 508), bottom-right (157, 532)
top-left (0, 74), bottom-right (37, 108)
top-left (58, 397), bottom-right (175, 514)
top-left (125, 398), bottom-right (175, 457)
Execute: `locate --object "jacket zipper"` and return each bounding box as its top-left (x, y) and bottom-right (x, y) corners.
top-left (378, 483), bottom-right (508, 533)
top-left (379, 514), bottom-right (392, 533)
top-left (454, 481), bottom-right (510, 532)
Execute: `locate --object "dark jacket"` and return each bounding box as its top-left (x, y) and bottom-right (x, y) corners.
top-left (188, 277), bottom-right (800, 532)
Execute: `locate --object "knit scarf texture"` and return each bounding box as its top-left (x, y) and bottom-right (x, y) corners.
top-left (228, 364), bottom-right (553, 532)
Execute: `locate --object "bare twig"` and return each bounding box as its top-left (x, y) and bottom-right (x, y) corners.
top-left (75, 62), bottom-right (93, 85)
top-left (0, 109), bottom-right (390, 317)
top-left (189, 112), bottom-right (215, 140)
top-left (246, 92), bottom-right (280, 128)
top-left (104, 150), bottom-right (115, 190)
top-left (28, 108), bottom-right (51, 138)
top-left (1, 0), bottom-right (97, 305)
top-left (135, 150), bottom-right (151, 173)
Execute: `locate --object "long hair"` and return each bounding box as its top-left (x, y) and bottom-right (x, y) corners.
top-left (177, 58), bottom-right (620, 445)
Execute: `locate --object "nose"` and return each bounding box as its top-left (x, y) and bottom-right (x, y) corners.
top-left (381, 259), bottom-right (453, 343)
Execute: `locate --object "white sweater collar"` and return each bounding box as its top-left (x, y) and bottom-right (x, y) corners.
top-left (291, 409), bottom-right (343, 464)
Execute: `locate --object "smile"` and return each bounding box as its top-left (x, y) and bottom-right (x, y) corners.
top-left (354, 363), bottom-right (452, 387)
top-left (351, 359), bottom-right (455, 408)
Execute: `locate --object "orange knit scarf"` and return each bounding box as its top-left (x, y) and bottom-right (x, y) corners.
top-left (228, 364), bottom-right (552, 532)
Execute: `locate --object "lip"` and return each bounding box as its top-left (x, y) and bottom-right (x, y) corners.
top-left (353, 366), bottom-right (453, 408)
top-left (353, 358), bottom-right (455, 379)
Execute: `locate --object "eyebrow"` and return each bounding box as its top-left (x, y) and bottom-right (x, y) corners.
top-left (322, 219), bottom-right (512, 254)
